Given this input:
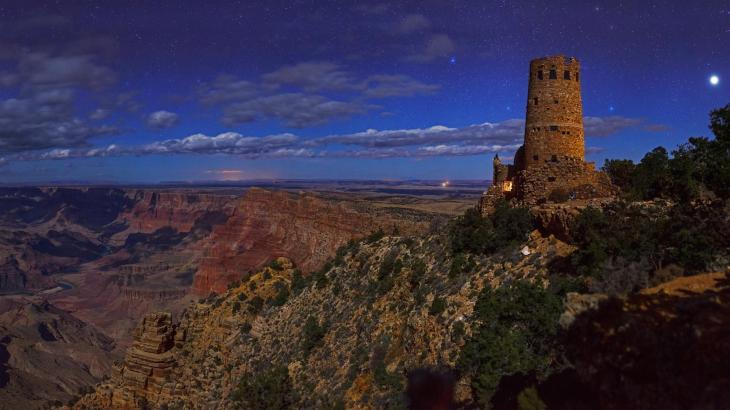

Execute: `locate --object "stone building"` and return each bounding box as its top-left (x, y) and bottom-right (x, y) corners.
top-left (479, 55), bottom-right (614, 213)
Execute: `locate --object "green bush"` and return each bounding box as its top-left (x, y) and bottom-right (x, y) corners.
top-left (269, 259), bottom-right (283, 270)
top-left (429, 297), bottom-right (447, 316)
top-left (247, 296), bottom-right (264, 314)
top-left (301, 315), bottom-right (327, 356)
top-left (231, 365), bottom-right (296, 409)
top-left (366, 229), bottom-right (385, 244)
top-left (449, 201), bottom-right (534, 255)
top-left (449, 253), bottom-right (475, 278)
top-left (457, 281), bottom-right (563, 407)
top-left (270, 286), bottom-right (290, 307)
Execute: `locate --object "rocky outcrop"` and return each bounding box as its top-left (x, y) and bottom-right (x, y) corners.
top-left (104, 312), bottom-right (178, 409)
top-left (193, 188), bottom-right (431, 294)
top-left (549, 270), bottom-right (730, 410)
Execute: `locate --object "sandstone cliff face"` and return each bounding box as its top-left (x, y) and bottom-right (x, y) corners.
top-left (117, 190), bottom-right (237, 237)
top-left (193, 188), bottom-right (431, 294)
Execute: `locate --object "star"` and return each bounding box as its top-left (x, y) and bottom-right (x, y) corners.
top-left (709, 75), bottom-right (720, 86)
top-left (449, 56), bottom-right (457, 65)
top-left (609, 105), bottom-right (615, 112)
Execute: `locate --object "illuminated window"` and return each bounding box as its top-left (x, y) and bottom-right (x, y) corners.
top-left (502, 181), bottom-right (513, 192)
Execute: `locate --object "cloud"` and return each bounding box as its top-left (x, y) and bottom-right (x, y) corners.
top-left (89, 108), bottom-right (110, 120)
top-left (16, 115), bottom-right (647, 162)
top-left (262, 62), bottom-right (357, 92)
top-left (310, 120), bottom-right (525, 148)
top-left (399, 14), bottom-right (431, 33)
top-left (585, 146), bottom-right (606, 155)
top-left (222, 93), bottom-right (371, 128)
top-left (199, 62), bottom-right (439, 128)
top-left (18, 52), bottom-right (116, 90)
top-left (362, 75), bottom-right (440, 98)
top-left (405, 34), bottom-right (455, 62)
top-left (583, 116), bottom-right (643, 137)
top-left (199, 74), bottom-right (259, 105)
top-left (0, 91), bottom-right (119, 154)
top-left (146, 110), bottom-right (179, 129)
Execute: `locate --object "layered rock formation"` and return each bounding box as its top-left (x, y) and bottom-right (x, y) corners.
top-left (117, 190), bottom-right (237, 237)
top-left (193, 188), bottom-right (432, 294)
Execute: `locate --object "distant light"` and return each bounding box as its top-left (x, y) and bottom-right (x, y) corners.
top-left (441, 181), bottom-right (450, 187)
top-left (709, 75), bottom-right (720, 86)
top-left (449, 56), bottom-right (456, 65)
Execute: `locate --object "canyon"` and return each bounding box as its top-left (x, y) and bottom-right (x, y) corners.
top-left (0, 184), bottom-right (471, 408)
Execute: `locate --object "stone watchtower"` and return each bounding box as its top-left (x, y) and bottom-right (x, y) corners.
top-left (523, 56), bottom-right (584, 168)
top-left (478, 55), bottom-right (615, 214)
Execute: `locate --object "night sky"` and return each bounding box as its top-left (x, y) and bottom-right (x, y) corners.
top-left (0, 1), bottom-right (727, 183)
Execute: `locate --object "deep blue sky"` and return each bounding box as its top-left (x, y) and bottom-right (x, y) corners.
top-left (0, 1), bottom-right (727, 183)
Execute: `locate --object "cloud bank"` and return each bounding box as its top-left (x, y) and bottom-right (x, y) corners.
top-left (8, 115), bottom-right (652, 164)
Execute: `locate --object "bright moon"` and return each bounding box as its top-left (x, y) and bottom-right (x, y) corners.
top-left (709, 75), bottom-right (719, 86)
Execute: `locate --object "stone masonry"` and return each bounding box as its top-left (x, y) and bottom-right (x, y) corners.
top-left (479, 55), bottom-right (615, 213)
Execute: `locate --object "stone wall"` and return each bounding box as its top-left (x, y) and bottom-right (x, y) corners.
top-left (523, 55), bottom-right (584, 169)
top-left (517, 158), bottom-right (615, 205)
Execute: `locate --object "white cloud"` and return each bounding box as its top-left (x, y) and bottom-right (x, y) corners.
top-left (146, 110), bottom-right (179, 129)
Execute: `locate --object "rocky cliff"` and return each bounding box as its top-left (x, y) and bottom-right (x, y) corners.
top-left (192, 188), bottom-right (432, 294)
top-left (76, 231), bottom-right (571, 409)
top-left (116, 190), bottom-right (237, 237)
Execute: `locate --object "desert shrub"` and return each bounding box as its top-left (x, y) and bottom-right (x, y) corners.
top-left (247, 296), bottom-right (264, 314)
top-left (379, 249), bottom-right (403, 279)
top-left (409, 259), bottom-right (427, 288)
top-left (452, 321), bottom-right (465, 341)
top-left (449, 253), bottom-right (475, 278)
top-left (269, 259), bottom-right (283, 270)
top-left (457, 281), bottom-right (564, 407)
top-left (290, 269), bottom-right (308, 295)
top-left (240, 322), bottom-right (252, 333)
top-left (231, 301), bottom-right (241, 313)
top-left (236, 292), bottom-right (247, 301)
top-left (429, 297), bottom-right (447, 316)
top-left (366, 229), bottom-right (385, 244)
top-left (231, 365), bottom-right (296, 409)
top-left (301, 315), bottom-right (327, 356)
top-left (270, 286), bottom-right (290, 307)
top-left (449, 201), bottom-right (534, 255)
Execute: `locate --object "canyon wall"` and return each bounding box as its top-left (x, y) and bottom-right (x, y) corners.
top-left (193, 188), bottom-right (432, 294)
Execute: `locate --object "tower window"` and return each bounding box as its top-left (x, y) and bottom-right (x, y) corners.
top-left (564, 70), bottom-right (571, 80)
top-left (548, 176), bottom-right (556, 182)
top-left (554, 99), bottom-right (559, 104)
top-left (550, 125), bottom-right (558, 131)
top-left (537, 70), bottom-right (543, 80)
top-left (551, 155), bottom-right (558, 162)
top-left (549, 69), bottom-right (557, 79)
top-left (533, 155), bottom-right (539, 161)
top-left (533, 97), bottom-right (538, 105)
top-left (576, 72), bottom-right (580, 81)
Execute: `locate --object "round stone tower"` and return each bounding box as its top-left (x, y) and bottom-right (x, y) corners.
top-left (523, 55), bottom-right (584, 169)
